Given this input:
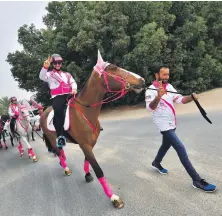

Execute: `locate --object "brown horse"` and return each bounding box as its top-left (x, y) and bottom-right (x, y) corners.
top-left (40, 51), bottom-right (145, 209)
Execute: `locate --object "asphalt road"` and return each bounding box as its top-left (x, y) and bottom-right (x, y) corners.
top-left (0, 110), bottom-right (221, 216)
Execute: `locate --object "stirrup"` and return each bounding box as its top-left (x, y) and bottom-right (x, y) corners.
top-left (56, 136), bottom-right (66, 148)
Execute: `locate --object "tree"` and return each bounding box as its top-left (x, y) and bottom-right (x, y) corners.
top-left (6, 1), bottom-right (222, 107)
top-left (0, 97), bottom-right (10, 115)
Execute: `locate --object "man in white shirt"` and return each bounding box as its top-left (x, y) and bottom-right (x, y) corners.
top-left (145, 66), bottom-right (216, 192)
top-left (39, 54), bottom-right (77, 147)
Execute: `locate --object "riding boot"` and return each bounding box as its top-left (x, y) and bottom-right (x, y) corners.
top-left (56, 135), bottom-right (66, 148)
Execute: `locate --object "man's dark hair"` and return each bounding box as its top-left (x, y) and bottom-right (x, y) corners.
top-left (152, 65), bottom-right (169, 74)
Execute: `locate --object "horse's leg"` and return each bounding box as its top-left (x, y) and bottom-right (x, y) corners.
top-left (2, 132), bottom-right (8, 149)
top-left (9, 133), bottom-right (14, 146)
top-left (80, 144), bottom-right (124, 209)
top-left (43, 133), bottom-right (55, 155)
top-left (0, 134), bottom-right (2, 148)
top-left (31, 129), bottom-right (35, 141)
top-left (55, 146), bottom-right (71, 176)
top-left (21, 136), bottom-right (38, 162)
top-left (17, 139), bottom-right (24, 157)
top-left (84, 158), bottom-right (94, 183)
top-left (60, 147), bottom-right (66, 160)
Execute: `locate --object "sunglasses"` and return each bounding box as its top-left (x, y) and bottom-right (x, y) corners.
top-left (53, 61), bottom-right (63, 65)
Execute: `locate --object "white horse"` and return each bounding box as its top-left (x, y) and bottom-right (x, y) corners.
top-left (30, 113), bottom-right (41, 131)
top-left (6, 105), bottom-right (38, 162)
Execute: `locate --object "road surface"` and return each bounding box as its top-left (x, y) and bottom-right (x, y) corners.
top-left (0, 111), bottom-right (221, 216)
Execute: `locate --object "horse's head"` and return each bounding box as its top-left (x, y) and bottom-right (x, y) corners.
top-left (94, 50), bottom-right (145, 94)
top-left (19, 106), bottom-right (31, 122)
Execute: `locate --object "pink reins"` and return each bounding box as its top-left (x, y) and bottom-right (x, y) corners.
top-left (68, 66), bottom-right (130, 134)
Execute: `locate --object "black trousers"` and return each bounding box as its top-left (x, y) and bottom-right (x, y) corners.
top-left (52, 94), bottom-right (69, 137)
top-left (0, 131), bottom-right (6, 142)
top-left (10, 118), bottom-right (16, 133)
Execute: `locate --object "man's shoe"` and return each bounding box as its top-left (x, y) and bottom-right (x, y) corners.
top-left (151, 161), bottom-right (168, 174)
top-left (193, 179), bottom-right (216, 192)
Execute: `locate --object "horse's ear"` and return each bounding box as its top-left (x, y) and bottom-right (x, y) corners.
top-left (97, 50), bottom-right (104, 65)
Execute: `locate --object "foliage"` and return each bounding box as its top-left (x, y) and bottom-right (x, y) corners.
top-left (0, 96), bottom-right (10, 115)
top-left (6, 1), bottom-right (222, 107)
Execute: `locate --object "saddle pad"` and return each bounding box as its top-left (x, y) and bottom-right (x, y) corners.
top-left (47, 107), bottom-right (70, 132)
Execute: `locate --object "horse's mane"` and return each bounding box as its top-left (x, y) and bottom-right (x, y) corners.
top-left (76, 71), bottom-right (92, 98)
top-left (74, 63), bottom-right (117, 101)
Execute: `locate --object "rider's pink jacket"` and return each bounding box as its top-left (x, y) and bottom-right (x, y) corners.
top-left (39, 68), bottom-right (77, 98)
top-left (8, 104), bottom-right (19, 118)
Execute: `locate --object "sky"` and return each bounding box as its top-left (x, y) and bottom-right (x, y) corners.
top-left (0, 1), bottom-right (49, 101)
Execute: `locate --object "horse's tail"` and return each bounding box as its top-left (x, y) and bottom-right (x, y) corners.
top-left (43, 133), bottom-right (52, 151)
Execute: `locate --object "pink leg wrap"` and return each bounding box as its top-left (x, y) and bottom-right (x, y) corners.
top-left (18, 143), bottom-right (23, 154)
top-left (84, 160), bottom-right (90, 174)
top-left (0, 141), bottom-right (2, 148)
top-left (98, 177), bottom-right (113, 198)
top-left (4, 142), bottom-right (8, 147)
top-left (19, 142), bottom-right (23, 148)
top-left (59, 155), bottom-right (67, 169)
top-left (28, 148), bottom-right (35, 157)
top-left (60, 148), bottom-right (66, 160)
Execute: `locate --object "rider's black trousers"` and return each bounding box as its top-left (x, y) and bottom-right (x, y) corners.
top-left (10, 118), bottom-right (16, 134)
top-left (51, 94), bottom-right (69, 137)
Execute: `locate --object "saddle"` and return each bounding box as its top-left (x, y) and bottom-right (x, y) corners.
top-left (46, 101), bottom-right (104, 135)
top-left (47, 105), bottom-right (70, 132)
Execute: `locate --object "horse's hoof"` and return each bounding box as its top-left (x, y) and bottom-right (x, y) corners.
top-left (33, 157), bottom-right (38, 162)
top-left (111, 196), bottom-right (124, 209)
top-left (0, 146), bottom-right (2, 149)
top-left (5, 146), bottom-right (8, 150)
top-left (85, 173), bottom-right (94, 183)
top-left (65, 169), bottom-right (72, 176)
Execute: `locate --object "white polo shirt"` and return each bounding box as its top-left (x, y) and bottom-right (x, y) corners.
top-left (145, 82), bottom-right (184, 132)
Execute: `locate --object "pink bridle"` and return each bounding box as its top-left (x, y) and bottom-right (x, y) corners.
top-left (69, 63), bottom-right (131, 134)
top-left (92, 67), bottom-right (131, 107)
top-left (16, 105), bottom-right (30, 132)
top-left (70, 64), bottom-right (131, 107)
